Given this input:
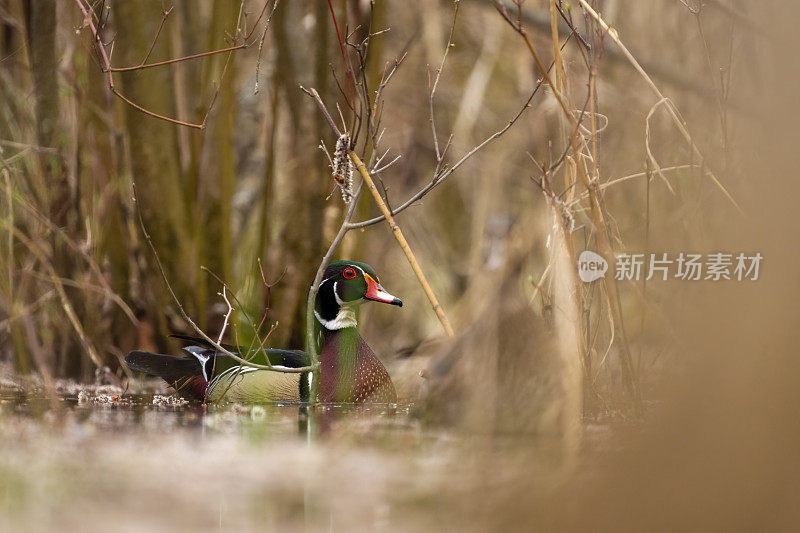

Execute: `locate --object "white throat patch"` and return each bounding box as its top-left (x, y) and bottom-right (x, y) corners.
top-left (314, 304), bottom-right (358, 330)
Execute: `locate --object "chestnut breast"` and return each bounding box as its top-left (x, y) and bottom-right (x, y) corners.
top-left (319, 327), bottom-right (396, 403)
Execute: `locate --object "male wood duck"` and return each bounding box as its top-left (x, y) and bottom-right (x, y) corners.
top-left (125, 261), bottom-right (401, 404)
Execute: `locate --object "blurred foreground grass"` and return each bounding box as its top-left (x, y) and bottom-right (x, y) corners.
top-left (0, 374), bottom-right (621, 533)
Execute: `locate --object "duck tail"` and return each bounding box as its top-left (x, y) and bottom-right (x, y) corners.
top-left (125, 351), bottom-right (206, 399)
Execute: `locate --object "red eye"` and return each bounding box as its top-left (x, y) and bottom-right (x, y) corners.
top-left (343, 267), bottom-right (356, 279)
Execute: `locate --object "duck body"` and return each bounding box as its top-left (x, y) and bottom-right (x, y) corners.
top-left (318, 327), bottom-right (396, 403)
top-left (125, 261), bottom-right (400, 404)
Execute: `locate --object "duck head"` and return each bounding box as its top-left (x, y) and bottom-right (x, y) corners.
top-left (314, 260), bottom-right (402, 331)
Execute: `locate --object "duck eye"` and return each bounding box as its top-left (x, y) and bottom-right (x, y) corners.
top-left (342, 267), bottom-right (357, 279)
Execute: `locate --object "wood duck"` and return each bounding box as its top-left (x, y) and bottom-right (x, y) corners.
top-left (125, 261), bottom-right (401, 404)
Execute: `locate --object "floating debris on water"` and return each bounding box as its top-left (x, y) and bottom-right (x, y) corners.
top-left (152, 394), bottom-right (189, 407)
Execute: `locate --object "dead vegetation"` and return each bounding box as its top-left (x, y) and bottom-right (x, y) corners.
top-left (2, 0), bottom-right (798, 530)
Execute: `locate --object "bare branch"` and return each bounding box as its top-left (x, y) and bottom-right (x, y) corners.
top-left (372, 154), bottom-right (401, 175)
top-left (110, 88), bottom-right (206, 129)
top-left (74, 0), bottom-right (277, 129)
top-left (429, 1), bottom-right (459, 162)
top-left (217, 287), bottom-right (233, 344)
top-left (109, 45), bottom-right (246, 73)
top-left (254, 0), bottom-right (280, 94)
top-left (301, 85), bottom-right (343, 137)
top-left (136, 6), bottom-right (174, 69)
top-left (349, 85), bottom-right (539, 229)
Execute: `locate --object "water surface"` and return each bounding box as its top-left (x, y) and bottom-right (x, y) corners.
top-left (0, 383), bottom-right (615, 532)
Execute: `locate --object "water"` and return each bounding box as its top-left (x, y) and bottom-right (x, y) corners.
top-left (0, 384), bottom-right (437, 532)
top-left (0, 382), bottom-right (618, 532)
top-left (0, 387), bottom-right (416, 461)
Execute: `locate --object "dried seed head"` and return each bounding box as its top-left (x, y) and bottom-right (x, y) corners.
top-left (332, 134), bottom-right (355, 203)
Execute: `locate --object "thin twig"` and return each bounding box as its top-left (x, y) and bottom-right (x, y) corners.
top-left (496, 0), bottom-right (642, 405)
top-left (372, 154), bottom-right (401, 175)
top-left (300, 85), bottom-right (342, 137)
top-left (132, 183), bottom-right (314, 373)
top-left (136, 6), bottom-right (174, 68)
top-left (575, 0), bottom-right (741, 212)
top-left (349, 150), bottom-right (455, 337)
top-left (110, 45), bottom-right (247, 72)
top-left (567, 164), bottom-right (699, 207)
top-left (9, 228), bottom-right (105, 369)
top-left (217, 287), bottom-right (233, 344)
top-left (74, 0), bottom-right (276, 129)
top-left (74, 0), bottom-right (203, 128)
top-left (429, 1), bottom-right (460, 162)
top-left (350, 85), bottom-right (539, 229)
top-left (110, 88), bottom-right (205, 129)
top-left (254, 0), bottom-right (280, 94)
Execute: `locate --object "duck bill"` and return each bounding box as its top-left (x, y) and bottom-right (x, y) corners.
top-left (364, 274), bottom-right (402, 307)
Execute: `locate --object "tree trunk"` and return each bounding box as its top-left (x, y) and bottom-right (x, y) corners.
top-left (114, 1), bottom-right (191, 342)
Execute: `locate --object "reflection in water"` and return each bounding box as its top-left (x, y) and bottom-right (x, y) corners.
top-left (0, 387), bottom-right (411, 442)
top-left (0, 386), bottom-right (600, 532)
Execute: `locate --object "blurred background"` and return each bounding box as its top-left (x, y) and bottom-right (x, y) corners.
top-left (2, 0), bottom-right (799, 531)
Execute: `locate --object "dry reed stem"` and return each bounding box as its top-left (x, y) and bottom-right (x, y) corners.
top-left (8, 227), bottom-right (104, 369)
top-left (348, 150), bottom-right (455, 338)
top-left (575, 0), bottom-right (741, 212)
top-left (8, 190), bottom-right (138, 324)
top-left (548, 0), bottom-right (590, 380)
top-left (1, 163), bottom-right (111, 376)
top-left (645, 99), bottom-right (678, 194)
top-left (568, 165), bottom-right (699, 206)
top-left (494, 0), bottom-right (640, 404)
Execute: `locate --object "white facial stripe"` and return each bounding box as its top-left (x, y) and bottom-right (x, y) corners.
top-left (333, 281), bottom-right (344, 305)
top-left (352, 265), bottom-right (377, 284)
